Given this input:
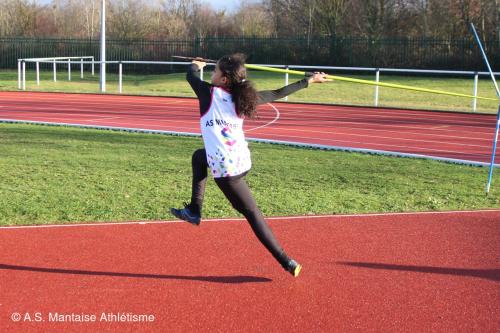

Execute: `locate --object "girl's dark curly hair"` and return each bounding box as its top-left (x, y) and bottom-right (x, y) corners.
top-left (217, 53), bottom-right (258, 119)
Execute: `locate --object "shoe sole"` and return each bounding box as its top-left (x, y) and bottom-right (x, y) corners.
top-left (293, 264), bottom-right (302, 277)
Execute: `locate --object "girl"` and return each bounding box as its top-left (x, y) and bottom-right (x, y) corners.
top-left (171, 54), bottom-right (329, 277)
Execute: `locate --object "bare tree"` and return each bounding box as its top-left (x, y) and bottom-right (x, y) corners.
top-left (1, 0), bottom-right (498, 43)
top-left (1, 0), bottom-right (38, 36)
top-left (82, 0), bottom-right (98, 39)
top-left (233, 3), bottom-right (273, 37)
top-left (107, 0), bottom-right (156, 39)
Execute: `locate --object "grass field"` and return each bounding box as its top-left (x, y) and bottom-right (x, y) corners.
top-left (0, 124), bottom-right (498, 226)
top-left (1, 68), bottom-right (498, 113)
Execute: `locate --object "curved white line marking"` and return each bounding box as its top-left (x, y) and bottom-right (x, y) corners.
top-left (245, 103), bottom-right (280, 133)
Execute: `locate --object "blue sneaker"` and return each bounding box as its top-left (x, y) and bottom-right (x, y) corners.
top-left (170, 203), bottom-right (201, 226)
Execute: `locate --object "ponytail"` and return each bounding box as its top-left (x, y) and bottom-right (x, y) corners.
top-left (232, 80), bottom-right (258, 119)
top-left (217, 53), bottom-right (258, 119)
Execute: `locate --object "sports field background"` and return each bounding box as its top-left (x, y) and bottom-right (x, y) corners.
top-left (0, 123), bottom-right (498, 226)
top-left (1, 62), bottom-right (500, 225)
top-left (2, 69), bottom-right (498, 114)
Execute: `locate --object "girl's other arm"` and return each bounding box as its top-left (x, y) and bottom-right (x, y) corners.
top-left (257, 72), bottom-right (330, 104)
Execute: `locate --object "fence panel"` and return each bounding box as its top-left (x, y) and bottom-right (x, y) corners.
top-left (2, 36), bottom-right (498, 71)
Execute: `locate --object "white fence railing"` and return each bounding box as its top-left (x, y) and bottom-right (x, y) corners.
top-left (18, 57), bottom-right (95, 90)
top-left (18, 58), bottom-right (500, 112)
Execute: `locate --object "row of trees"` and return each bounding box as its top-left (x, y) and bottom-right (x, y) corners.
top-left (268, 0), bottom-right (499, 41)
top-left (1, 0), bottom-right (499, 41)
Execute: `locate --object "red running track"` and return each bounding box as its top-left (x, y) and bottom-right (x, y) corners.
top-left (0, 91), bottom-right (498, 165)
top-left (0, 210), bottom-right (499, 332)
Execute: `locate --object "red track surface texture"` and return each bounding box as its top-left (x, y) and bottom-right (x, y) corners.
top-left (0, 211), bottom-right (499, 332)
top-left (0, 91), bottom-right (498, 165)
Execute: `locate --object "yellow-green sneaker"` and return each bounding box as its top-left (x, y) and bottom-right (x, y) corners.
top-left (286, 259), bottom-right (302, 277)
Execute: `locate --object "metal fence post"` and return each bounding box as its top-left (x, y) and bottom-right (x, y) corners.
top-left (68, 59), bottom-right (71, 81)
top-left (374, 68), bottom-right (380, 107)
top-left (22, 61), bottom-right (26, 91)
top-left (472, 72), bottom-right (478, 112)
top-left (53, 59), bottom-right (57, 82)
top-left (284, 65), bottom-right (289, 101)
top-left (18, 60), bottom-right (21, 90)
top-left (92, 57), bottom-right (95, 76)
top-left (81, 58), bottom-right (84, 79)
top-left (36, 61), bottom-right (40, 86)
top-left (119, 61), bottom-right (123, 94)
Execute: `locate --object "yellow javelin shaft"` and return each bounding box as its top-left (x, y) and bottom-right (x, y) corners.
top-left (245, 64), bottom-right (497, 102)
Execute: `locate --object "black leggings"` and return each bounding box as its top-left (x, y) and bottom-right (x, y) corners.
top-left (189, 149), bottom-right (290, 268)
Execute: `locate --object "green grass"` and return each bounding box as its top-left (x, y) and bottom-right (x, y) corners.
top-left (0, 124), bottom-right (498, 226)
top-left (1, 69), bottom-right (498, 113)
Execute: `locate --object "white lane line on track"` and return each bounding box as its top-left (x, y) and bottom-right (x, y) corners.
top-left (2, 94), bottom-right (493, 124)
top-left (249, 121), bottom-right (492, 142)
top-left (12, 102), bottom-right (488, 127)
top-left (248, 132), bottom-right (489, 154)
top-left (3, 105), bottom-right (493, 144)
top-left (4, 106), bottom-right (493, 144)
top-left (2, 115), bottom-right (475, 153)
top-left (248, 125), bottom-right (491, 147)
top-left (3, 92), bottom-right (493, 125)
top-left (2, 92), bottom-right (491, 120)
top-left (0, 210), bottom-right (498, 230)
top-left (4, 108), bottom-right (493, 143)
top-left (85, 117), bottom-right (121, 122)
top-left (4, 102), bottom-right (494, 137)
top-left (3, 102), bottom-right (192, 112)
top-left (245, 103), bottom-right (280, 132)
top-left (273, 112), bottom-right (494, 130)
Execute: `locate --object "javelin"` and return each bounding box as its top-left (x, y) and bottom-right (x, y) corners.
top-left (470, 23), bottom-right (500, 194)
top-left (172, 56), bottom-right (217, 63)
top-left (244, 64), bottom-right (497, 101)
top-left (171, 56), bottom-right (496, 101)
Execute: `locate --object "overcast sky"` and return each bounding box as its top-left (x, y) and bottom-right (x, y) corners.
top-left (35, 0), bottom-right (256, 13)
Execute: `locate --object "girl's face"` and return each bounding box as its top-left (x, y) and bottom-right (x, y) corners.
top-left (211, 64), bottom-right (228, 87)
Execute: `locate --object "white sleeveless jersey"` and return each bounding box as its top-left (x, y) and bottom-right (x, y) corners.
top-left (200, 87), bottom-right (252, 178)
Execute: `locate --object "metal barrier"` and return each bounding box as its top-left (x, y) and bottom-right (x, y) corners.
top-left (18, 58), bottom-right (500, 112)
top-left (18, 57), bottom-right (95, 90)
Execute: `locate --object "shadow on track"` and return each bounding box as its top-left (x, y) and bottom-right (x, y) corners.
top-left (337, 261), bottom-right (500, 282)
top-left (0, 263), bottom-right (272, 284)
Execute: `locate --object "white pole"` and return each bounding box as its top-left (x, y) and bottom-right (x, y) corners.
top-left (472, 72), bottom-right (478, 112)
top-left (375, 69), bottom-right (380, 107)
top-left (200, 67), bottom-right (204, 81)
top-left (22, 61), bottom-right (26, 91)
top-left (81, 58), bottom-right (84, 79)
top-left (100, 0), bottom-right (106, 92)
top-left (36, 62), bottom-right (40, 86)
top-left (18, 60), bottom-right (21, 90)
top-left (119, 62), bottom-right (122, 94)
top-left (53, 59), bottom-right (57, 82)
top-left (285, 66), bottom-right (289, 101)
top-left (471, 23), bottom-right (500, 193)
top-left (68, 59), bottom-right (71, 81)
top-left (92, 56), bottom-right (95, 76)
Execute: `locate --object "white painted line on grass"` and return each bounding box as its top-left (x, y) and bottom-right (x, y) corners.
top-left (0, 209), bottom-right (498, 230)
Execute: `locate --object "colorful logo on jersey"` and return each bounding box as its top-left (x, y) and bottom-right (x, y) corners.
top-left (221, 126), bottom-right (236, 146)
